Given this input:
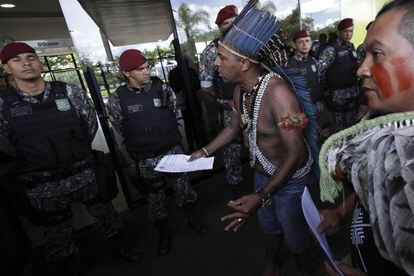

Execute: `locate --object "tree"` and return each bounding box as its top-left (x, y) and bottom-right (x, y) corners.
top-left (195, 29), bottom-right (220, 43)
top-left (310, 20), bottom-right (340, 39)
top-left (176, 3), bottom-right (210, 62)
top-left (279, 6), bottom-right (314, 45)
top-left (257, 0), bottom-right (277, 15)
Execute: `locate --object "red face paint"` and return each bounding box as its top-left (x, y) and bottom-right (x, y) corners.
top-left (390, 57), bottom-right (413, 92)
top-left (372, 63), bottom-right (394, 99)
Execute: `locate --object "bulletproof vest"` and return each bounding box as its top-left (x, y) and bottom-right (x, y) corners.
top-left (288, 56), bottom-right (323, 103)
top-left (213, 38), bottom-right (235, 109)
top-left (326, 42), bottom-right (358, 90)
top-left (117, 78), bottom-right (181, 159)
top-left (1, 82), bottom-right (92, 173)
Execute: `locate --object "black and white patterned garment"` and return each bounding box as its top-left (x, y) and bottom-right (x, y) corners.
top-left (136, 145), bottom-right (197, 221)
top-left (199, 41), bottom-right (217, 89)
top-left (350, 201), bottom-right (408, 275)
top-left (222, 109), bottom-right (242, 187)
top-left (319, 39), bottom-right (358, 134)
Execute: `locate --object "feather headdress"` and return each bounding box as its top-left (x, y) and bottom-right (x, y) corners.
top-left (220, 3), bottom-right (320, 175)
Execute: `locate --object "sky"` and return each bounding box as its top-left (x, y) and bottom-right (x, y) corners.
top-left (59, 0), bottom-right (340, 63)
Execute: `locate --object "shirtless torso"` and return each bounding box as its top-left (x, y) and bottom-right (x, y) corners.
top-left (234, 73), bottom-right (308, 179)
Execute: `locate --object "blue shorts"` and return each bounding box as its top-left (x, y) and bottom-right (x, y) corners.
top-left (255, 171), bottom-right (311, 254)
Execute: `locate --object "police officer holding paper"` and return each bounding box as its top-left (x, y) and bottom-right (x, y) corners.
top-left (108, 49), bottom-right (207, 257)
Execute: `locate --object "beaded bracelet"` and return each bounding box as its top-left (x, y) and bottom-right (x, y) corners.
top-left (201, 147), bottom-right (209, 157)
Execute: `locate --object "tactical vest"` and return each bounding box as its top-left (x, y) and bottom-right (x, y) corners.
top-left (212, 38), bottom-right (235, 110)
top-left (288, 56), bottom-right (323, 103)
top-left (1, 82), bottom-right (92, 173)
top-left (117, 78), bottom-right (181, 160)
top-left (326, 42), bottom-right (358, 90)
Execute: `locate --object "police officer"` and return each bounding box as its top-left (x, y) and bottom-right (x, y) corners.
top-left (288, 30), bottom-right (325, 142)
top-left (319, 18), bottom-right (359, 134)
top-left (108, 49), bottom-right (207, 257)
top-left (199, 5), bottom-right (243, 199)
top-left (0, 43), bottom-right (141, 275)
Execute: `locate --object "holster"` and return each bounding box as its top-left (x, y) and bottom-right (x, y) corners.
top-left (86, 150), bottom-right (119, 205)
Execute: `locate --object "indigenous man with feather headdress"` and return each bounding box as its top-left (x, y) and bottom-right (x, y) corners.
top-left (190, 4), bottom-right (319, 274)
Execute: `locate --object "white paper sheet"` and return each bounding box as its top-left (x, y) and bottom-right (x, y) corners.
top-left (154, 154), bottom-right (215, 173)
top-left (301, 187), bottom-right (344, 276)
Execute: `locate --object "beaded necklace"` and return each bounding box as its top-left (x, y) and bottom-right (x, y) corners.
top-left (240, 73), bottom-right (265, 132)
top-left (242, 72), bottom-right (313, 177)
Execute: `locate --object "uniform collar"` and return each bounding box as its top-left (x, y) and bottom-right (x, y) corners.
top-left (294, 52), bottom-right (309, 61)
top-left (127, 80), bottom-right (152, 93)
top-left (337, 37), bottom-right (352, 47)
top-left (14, 81), bottom-right (50, 103)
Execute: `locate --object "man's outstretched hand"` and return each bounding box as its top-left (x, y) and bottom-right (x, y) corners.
top-left (221, 194), bottom-right (262, 232)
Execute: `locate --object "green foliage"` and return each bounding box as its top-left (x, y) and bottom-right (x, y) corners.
top-left (310, 20), bottom-right (340, 39)
top-left (176, 3), bottom-right (210, 62)
top-left (143, 46), bottom-right (174, 64)
top-left (279, 6), bottom-right (314, 45)
top-left (195, 29), bottom-right (220, 43)
top-left (256, 0), bottom-right (277, 14)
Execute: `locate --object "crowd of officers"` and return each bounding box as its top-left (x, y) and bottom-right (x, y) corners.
top-left (0, 4), bottom-right (375, 276)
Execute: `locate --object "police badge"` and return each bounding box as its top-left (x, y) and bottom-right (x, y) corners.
top-left (153, 98), bottom-right (162, 107)
top-left (55, 98), bottom-right (71, 111)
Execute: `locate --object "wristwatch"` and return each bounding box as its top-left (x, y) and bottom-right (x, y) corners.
top-left (255, 186), bottom-right (272, 207)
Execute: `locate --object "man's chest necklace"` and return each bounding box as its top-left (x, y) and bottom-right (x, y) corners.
top-left (240, 73), bottom-right (272, 148)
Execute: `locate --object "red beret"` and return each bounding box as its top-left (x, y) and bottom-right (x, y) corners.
top-left (292, 30), bottom-right (310, 42)
top-left (215, 5), bottom-right (238, 25)
top-left (337, 18), bottom-right (353, 31)
top-left (0, 42), bottom-right (36, 64)
top-left (119, 49), bottom-right (147, 72)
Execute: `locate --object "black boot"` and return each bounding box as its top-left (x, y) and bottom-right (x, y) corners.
top-left (153, 219), bottom-right (171, 256)
top-left (182, 203), bottom-right (208, 236)
top-left (109, 231), bottom-right (143, 262)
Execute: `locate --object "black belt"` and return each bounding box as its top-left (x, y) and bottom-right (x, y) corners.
top-left (17, 160), bottom-right (93, 189)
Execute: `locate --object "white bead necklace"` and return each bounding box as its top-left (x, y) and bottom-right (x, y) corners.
top-left (243, 72), bottom-right (313, 178)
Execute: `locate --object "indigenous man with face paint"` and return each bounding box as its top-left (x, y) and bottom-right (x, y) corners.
top-left (199, 5), bottom-right (244, 200)
top-left (108, 49), bottom-right (207, 257)
top-left (190, 6), bottom-right (320, 275)
top-left (288, 29), bottom-right (325, 143)
top-left (317, 0), bottom-right (414, 275)
top-left (0, 42), bottom-right (142, 275)
top-left (319, 18), bottom-right (359, 134)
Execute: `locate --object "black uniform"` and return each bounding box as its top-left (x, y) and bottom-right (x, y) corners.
top-left (319, 38), bottom-right (359, 133)
top-left (0, 81), bottom-right (122, 262)
top-left (288, 53), bottom-right (325, 139)
top-left (108, 78), bottom-right (197, 221)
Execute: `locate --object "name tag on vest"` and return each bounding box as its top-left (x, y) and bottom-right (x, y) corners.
top-left (153, 98), bottom-right (162, 107)
top-left (128, 104), bottom-right (143, 113)
top-left (10, 106), bottom-right (33, 117)
top-left (311, 64), bottom-right (317, 72)
top-left (55, 98), bottom-right (71, 111)
top-left (338, 50), bottom-right (349, 57)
